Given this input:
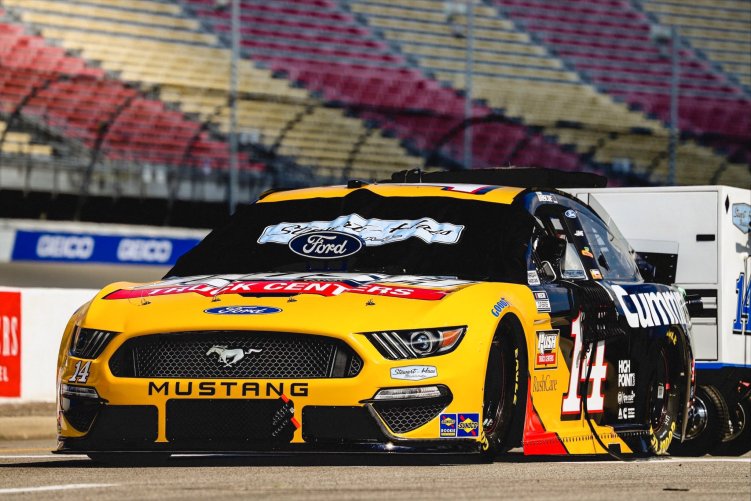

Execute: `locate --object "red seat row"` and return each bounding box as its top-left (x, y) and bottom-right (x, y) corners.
top-left (0, 23), bottom-right (258, 171)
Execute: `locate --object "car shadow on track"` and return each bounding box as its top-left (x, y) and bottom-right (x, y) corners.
top-left (0, 450), bottom-right (644, 468)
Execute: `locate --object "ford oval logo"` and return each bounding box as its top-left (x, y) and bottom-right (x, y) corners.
top-left (288, 231), bottom-right (363, 260)
top-left (204, 306), bottom-right (282, 315)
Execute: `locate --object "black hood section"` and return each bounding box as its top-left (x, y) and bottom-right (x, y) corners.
top-left (167, 189), bottom-right (535, 283)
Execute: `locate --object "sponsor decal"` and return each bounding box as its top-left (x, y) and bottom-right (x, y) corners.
top-left (618, 359), bottom-right (636, 387)
top-left (527, 270), bottom-right (541, 286)
top-left (533, 374), bottom-right (558, 392)
top-left (574, 230), bottom-right (584, 237)
top-left (106, 274), bottom-right (455, 302)
top-left (388, 183), bottom-right (498, 195)
top-left (0, 292), bottom-right (21, 397)
top-left (204, 306), bottom-right (282, 315)
top-left (564, 209), bottom-right (577, 219)
top-left (733, 272), bottom-right (750, 335)
top-left (258, 213), bottom-right (464, 247)
top-left (535, 330), bottom-right (558, 369)
top-left (206, 346), bottom-right (262, 367)
top-left (533, 290), bottom-right (551, 313)
top-left (611, 285), bottom-right (689, 329)
top-left (491, 297), bottom-right (510, 317)
top-left (618, 407), bottom-right (636, 420)
top-left (148, 380), bottom-right (309, 397)
top-left (11, 230), bottom-right (198, 265)
top-left (390, 365), bottom-right (438, 381)
top-left (617, 390), bottom-right (636, 405)
top-left (68, 360), bottom-right (91, 384)
top-left (457, 413), bottom-right (480, 437)
top-left (732, 203), bottom-right (750, 233)
top-left (562, 316), bottom-right (606, 414)
top-left (581, 247), bottom-right (594, 258)
top-left (440, 413), bottom-right (457, 437)
top-left (288, 231), bottom-right (363, 260)
top-left (536, 192), bottom-right (557, 204)
top-left (590, 269), bottom-right (603, 280)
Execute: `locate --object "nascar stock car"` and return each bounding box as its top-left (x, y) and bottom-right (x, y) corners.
top-left (55, 168), bottom-right (698, 462)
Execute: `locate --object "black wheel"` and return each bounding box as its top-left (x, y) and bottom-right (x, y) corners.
top-left (645, 340), bottom-right (682, 455)
top-left (669, 385), bottom-right (729, 457)
top-left (713, 398), bottom-right (751, 456)
top-left (87, 452), bottom-right (171, 466)
top-left (480, 322), bottom-right (520, 460)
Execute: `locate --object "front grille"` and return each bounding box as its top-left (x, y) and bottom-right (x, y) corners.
top-left (166, 398), bottom-right (296, 444)
top-left (373, 395), bottom-right (452, 434)
top-left (109, 331), bottom-right (363, 379)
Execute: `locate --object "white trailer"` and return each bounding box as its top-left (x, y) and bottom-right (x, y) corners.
top-left (569, 185), bottom-right (750, 455)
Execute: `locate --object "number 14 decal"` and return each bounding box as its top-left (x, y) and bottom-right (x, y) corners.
top-left (68, 360), bottom-right (91, 383)
top-left (561, 315), bottom-right (607, 414)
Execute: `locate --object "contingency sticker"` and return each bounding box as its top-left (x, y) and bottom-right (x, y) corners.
top-left (534, 330), bottom-right (558, 370)
top-left (457, 414), bottom-right (480, 437)
top-left (257, 213), bottom-right (465, 247)
top-left (533, 290), bottom-right (551, 313)
top-left (440, 414), bottom-right (457, 437)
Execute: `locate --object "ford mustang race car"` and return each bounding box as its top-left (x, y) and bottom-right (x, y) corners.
top-left (55, 168), bottom-right (696, 462)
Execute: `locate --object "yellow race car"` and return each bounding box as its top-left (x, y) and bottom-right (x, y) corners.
top-left (55, 168), bottom-right (696, 462)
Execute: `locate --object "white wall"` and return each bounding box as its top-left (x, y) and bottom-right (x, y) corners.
top-left (0, 287), bottom-right (96, 402)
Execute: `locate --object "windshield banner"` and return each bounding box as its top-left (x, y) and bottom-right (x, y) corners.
top-left (258, 213), bottom-right (464, 247)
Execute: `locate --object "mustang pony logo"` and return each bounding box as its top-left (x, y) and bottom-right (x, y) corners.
top-left (206, 346), bottom-right (262, 367)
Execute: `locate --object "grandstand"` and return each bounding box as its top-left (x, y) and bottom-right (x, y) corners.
top-left (0, 0), bottom-right (748, 227)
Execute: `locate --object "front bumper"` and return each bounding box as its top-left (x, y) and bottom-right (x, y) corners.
top-left (57, 348), bottom-right (487, 453)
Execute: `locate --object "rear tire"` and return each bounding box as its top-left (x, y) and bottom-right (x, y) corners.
top-left (713, 398), bottom-right (751, 456)
top-left (669, 385), bottom-right (728, 457)
top-left (480, 322), bottom-right (520, 460)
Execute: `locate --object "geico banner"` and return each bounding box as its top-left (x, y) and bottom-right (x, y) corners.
top-left (11, 230), bottom-right (200, 266)
top-left (0, 291), bottom-right (21, 398)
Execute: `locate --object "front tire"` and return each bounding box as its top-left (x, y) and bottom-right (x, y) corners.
top-left (645, 340), bottom-right (681, 455)
top-left (480, 321), bottom-right (520, 460)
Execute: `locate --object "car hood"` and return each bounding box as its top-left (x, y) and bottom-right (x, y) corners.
top-left (85, 273), bottom-right (518, 336)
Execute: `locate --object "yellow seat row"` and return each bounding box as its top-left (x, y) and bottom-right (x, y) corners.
top-left (402, 44), bottom-right (563, 68)
top-left (384, 31), bottom-right (543, 55)
top-left (642, 2), bottom-right (750, 22)
top-left (20, 11), bottom-right (216, 44)
top-left (4, 0), bottom-right (199, 30)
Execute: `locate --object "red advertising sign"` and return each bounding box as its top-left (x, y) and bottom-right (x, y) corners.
top-left (0, 291), bottom-right (21, 397)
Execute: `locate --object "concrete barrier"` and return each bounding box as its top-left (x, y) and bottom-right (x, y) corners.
top-left (0, 287), bottom-right (96, 403)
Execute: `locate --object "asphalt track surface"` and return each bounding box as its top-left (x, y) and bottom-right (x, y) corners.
top-left (0, 440), bottom-right (749, 500)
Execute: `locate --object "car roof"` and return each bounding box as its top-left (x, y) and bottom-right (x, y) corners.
top-left (258, 182), bottom-right (527, 205)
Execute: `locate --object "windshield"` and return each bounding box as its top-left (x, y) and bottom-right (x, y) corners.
top-left (168, 189), bottom-right (535, 283)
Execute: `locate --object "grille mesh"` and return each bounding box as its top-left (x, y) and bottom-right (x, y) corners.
top-left (373, 396), bottom-right (452, 434)
top-left (166, 399), bottom-right (296, 443)
top-left (110, 331), bottom-right (362, 379)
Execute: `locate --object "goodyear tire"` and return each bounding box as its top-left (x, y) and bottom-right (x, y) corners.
top-left (480, 320), bottom-right (520, 460)
top-left (669, 385), bottom-right (729, 457)
top-left (87, 452), bottom-right (171, 466)
top-left (645, 339), bottom-right (682, 456)
top-left (713, 397), bottom-right (750, 456)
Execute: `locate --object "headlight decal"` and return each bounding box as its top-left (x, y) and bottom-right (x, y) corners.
top-left (70, 327), bottom-right (119, 359)
top-left (365, 327), bottom-right (466, 360)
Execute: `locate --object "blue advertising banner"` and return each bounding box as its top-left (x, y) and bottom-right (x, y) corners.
top-left (11, 230), bottom-right (201, 266)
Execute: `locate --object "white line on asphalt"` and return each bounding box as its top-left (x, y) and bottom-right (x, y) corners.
top-left (0, 484), bottom-right (116, 495)
top-left (557, 457), bottom-right (751, 464)
top-left (0, 455), bottom-right (86, 459)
